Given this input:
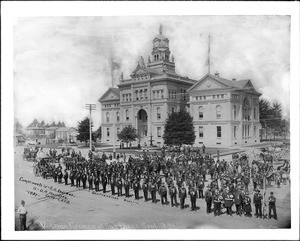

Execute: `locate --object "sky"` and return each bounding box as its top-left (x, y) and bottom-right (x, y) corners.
top-left (13, 15), bottom-right (290, 129)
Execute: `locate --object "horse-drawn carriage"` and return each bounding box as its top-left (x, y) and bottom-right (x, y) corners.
top-left (33, 157), bottom-right (56, 178)
top-left (23, 147), bottom-right (38, 162)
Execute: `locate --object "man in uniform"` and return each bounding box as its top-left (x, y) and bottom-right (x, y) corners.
top-left (189, 186), bottom-right (197, 211)
top-left (124, 178), bottom-right (130, 198)
top-left (117, 177), bottom-right (123, 196)
top-left (204, 186), bottom-right (213, 214)
top-left (150, 180), bottom-right (157, 203)
top-left (64, 169), bottom-right (68, 185)
top-left (268, 191), bottom-right (277, 220)
top-left (158, 183), bottom-right (168, 205)
top-left (179, 185), bottom-right (187, 210)
top-left (197, 177), bottom-right (205, 199)
top-left (169, 183), bottom-right (178, 207)
top-left (223, 186), bottom-right (234, 216)
top-left (234, 187), bottom-right (243, 216)
top-left (70, 170), bottom-right (75, 187)
top-left (82, 172), bottom-right (87, 189)
top-left (17, 200), bottom-right (28, 230)
top-left (142, 180), bottom-right (149, 201)
top-left (102, 175), bottom-right (107, 193)
top-left (213, 189), bottom-right (223, 216)
top-left (94, 175), bottom-right (100, 192)
top-left (88, 173), bottom-right (93, 190)
top-left (243, 192), bottom-right (252, 217)
top-left (133, 179), bottom-right (140, 200)
top-left (253, 189), bottom-right (263, 218)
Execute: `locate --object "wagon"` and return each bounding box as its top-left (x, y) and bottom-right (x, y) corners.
top-left (33, 157), bottom-right (56, 178)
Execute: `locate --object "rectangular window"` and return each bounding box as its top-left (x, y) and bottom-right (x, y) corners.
top-left (254, 126), bottom-right (257, 138)
top-left (221, 94), bottom-right (224, 98)
top-left (199, 126), bottom-right (203, 138)
top-left (217, 126), bottom-right (222, 138)
top-left (217, 95), bottom-right (220, 99)
top-left (233, 126), bottom-right (237, 138)
top-left (204, 96), bottom-right (206, 100)
top-left (107, 128), bottom-right (110, 137)
top-left (157, 127), bottom-right (162, 138)
top-left (213, 95), bottom-right (215, 99)
top-left (234, 105), bottom-right (237, 119)
top-left (254, 107), bottom-right (256, 119)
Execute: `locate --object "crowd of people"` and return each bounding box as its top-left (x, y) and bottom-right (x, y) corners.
top-left (26, 144), bottom-right (290, 221)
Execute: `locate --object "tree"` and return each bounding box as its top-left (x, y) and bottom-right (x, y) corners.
top-left (118, 125), bottom-right (138, 148)
top-left (15, 120), bottom-right (24, 134)
top-left (77, 117), bottom-right (95, 146)
top-left (163, 109), bottom-right (195, 146)
top-left (269, 102), bottom-right (283, 139)
top-left (61, 122), bottom-right (66, 127)
top-left (259, 98), bottom-right (272, 140)
top-left (94, 126), bottom-right (102, 140)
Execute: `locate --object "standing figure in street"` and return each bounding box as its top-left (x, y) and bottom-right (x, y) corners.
top-left (88, 173), bottom-right (93, 190)
top-left (150, 181), bottom-right (157, 203)
top-left (117, 177), bottom-right (123, 196)
top-left (133, 179), bottom-right (140, 200)
top-left (102, 175), bottom-right (107, 193)
top-left (169, 184), bottom-right (178, 207)
top-left (64, 169), bottom-right (68, 185)
top-left (94, 175), bottom-right (100, 192)
top-left (82, 172), bottom-right (87, 189)
top-left (213, 190), bottom-right (222, 217)
top-left (253, 189), bottom-right (263, 218)
top-left (142, 180), bottom-right (149, 201)
top-left (243, 192), bottom-right (252, 217)
top-left (189, 186), bottom-right (197, 211)
top-left (197, 177), bottom-right (205, 199)
top-left (17, 200), bottom-right (28, 231)
top-left (124, 178), bottom-right (130, 198)
top-left (158, 183), bottom-right (168, 205)
top-left (268, 192), bottom-right (277, 220)
top-left (223, 187), bottom-right (234, 216)
top-left (179, 185), bottom-right (187, 210)
top-left (234, 188), bottom-right (243, 216)
top-left (204, 186), bottom-right (213, 214)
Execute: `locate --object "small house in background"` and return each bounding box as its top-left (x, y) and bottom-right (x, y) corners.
top-left (45, 126), bottom-right (59, 144)
top-left (55, 127), bottom-right (77, 143)
top-left (25, 126), bottom-right (46, 137)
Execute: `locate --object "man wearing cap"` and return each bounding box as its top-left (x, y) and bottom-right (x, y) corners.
top-left (150, 180), bottom-right (157, 203)
top-left (142, 180), bottom-right (149, 201)
top-left (17, 200), bottom-right (28, 230)
top-left (158, 183), bottom-right (168, 205)
top-left (234, 187), bottom-right (243, 216)
top-left (124, 178), bottom-right (130, 198)
top-left (253, 189), bottom-right (263, 218)
top-left (133, 179), bottom-right (140, 200)
top-left (223, 186), bottom-right (234, 216)
top-left (204, 186), bottom-right (213, 214)
top-left (268, 192), bottom-right (277, 220)
top-left (169, 183), bottom-right (178, 207)
top-left (213, 189), bottom-right (223, 216)
top-left (179, 185), bottom-right (187, 210)
top-left (189, 186), bottom-right (197, 211)
top-left (243, 192), bottom-right (252, 217)
top-left (197, 177), bottom-right (205, 199)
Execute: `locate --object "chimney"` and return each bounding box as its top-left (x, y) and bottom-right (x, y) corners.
top-left (214, 72), bottom-right (219, 77)
top-left (232, 78), bottom-right (236, 81)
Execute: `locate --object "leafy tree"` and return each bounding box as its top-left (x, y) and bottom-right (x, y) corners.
top-left (163, 109), bottom-right (195, 146)
top-left (77, 117), bottom-right (95, 146)
top-left (259, 98), bottom-right (272, 140)
top-left (118, 125), bottom-right (138, 148)
top-left (61, 122), bottom-right (66, 127)
top-left (94, 126), bottom-right (102, 140)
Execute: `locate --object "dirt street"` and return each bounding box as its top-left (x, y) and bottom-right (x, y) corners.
top-left (14, 146), bottom-right (291, 230)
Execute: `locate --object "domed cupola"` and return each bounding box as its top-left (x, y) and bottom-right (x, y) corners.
top-left (151, 25), bottom-right (171, 62)
top-left (147, 25), bottom-right (175, 73)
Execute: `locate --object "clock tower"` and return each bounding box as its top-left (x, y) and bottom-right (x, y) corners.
top-left (147, 25), bottom-right (176, 73)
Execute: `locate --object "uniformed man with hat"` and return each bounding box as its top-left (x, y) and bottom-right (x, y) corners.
top-left (253, 189), bottom-right (263, 218)
top-left (169, 183), bottom-right (178, 207)
top-left (179, 185), bottom-right (187, 210)
top-left (150, 180), bottom-right (157, 203)
top-left (158, 182), bottom-right (168, 205)
top-left (243, 192), bottom-right (252, 217)
top-left (268, 191), bottom-right (277, 220)
top-left (142, 180), bottom-right (149, 201)
top-left (133, 178), bottom-right (140, 200)
top-left (204, 186), bottom-right (213, 214)
top-left (189, 186), bottom-right (197, 211)
top-left (213, 189), bottom-right (223, 216)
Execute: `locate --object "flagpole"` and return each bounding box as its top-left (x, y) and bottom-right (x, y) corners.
top-left (208, 34), bottom-right (211, 74)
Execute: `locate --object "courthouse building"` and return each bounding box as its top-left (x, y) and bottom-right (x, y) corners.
top-left (99, 26), bottom-right (261, 147)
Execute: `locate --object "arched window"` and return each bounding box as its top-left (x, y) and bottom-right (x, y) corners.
top-left (116, 112), bottom-right (120, 122)
top-left (106, 112), bottom-right (110, 123)
top-left (171, 107), bottom-right (175, 113)
top-left (216, 105), bottom-right (222, 119)
top-left (199, 106), bottom-right (204, 119)
top-left (157, 107), bottom-right (161, 120)
top-left (243, 97), bottom-right (251, 120)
